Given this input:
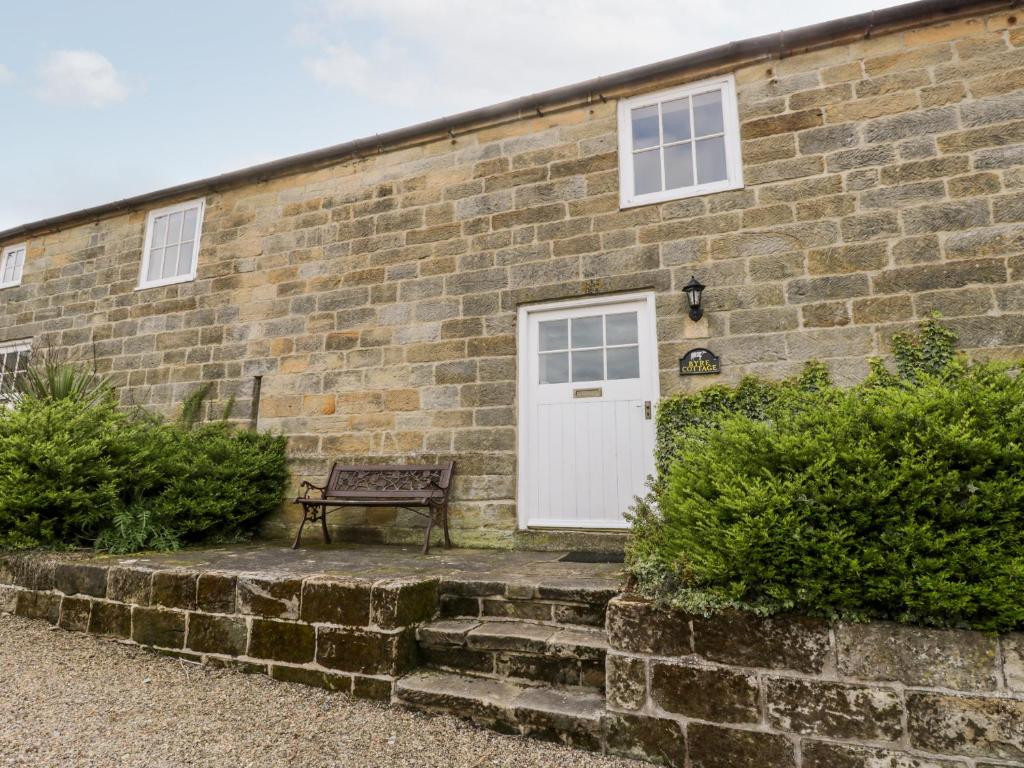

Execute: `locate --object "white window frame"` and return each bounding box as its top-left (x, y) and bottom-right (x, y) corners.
top-left (0, 338), bottom-right (32, 405)
top-left (137, 197), bottom-right (206, 290)
top-left (0, 242), bottom-right (27, 289)
top-left (617, 74), bottom-right (744, 209)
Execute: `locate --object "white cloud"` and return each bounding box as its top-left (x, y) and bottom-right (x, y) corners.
top-left (295, 0), bottom-right (882, 113)
top-left (36, 50), bottom-right (129, 107)
top-left (0, 64), bottom-right (13, 84)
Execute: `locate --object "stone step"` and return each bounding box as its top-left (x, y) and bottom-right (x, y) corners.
top-left (416, 619), bottom-right (608, 689)
top-left (395, 670), bottom-right (606, 751)
top-left (438, 577), bottom-right (617, 628)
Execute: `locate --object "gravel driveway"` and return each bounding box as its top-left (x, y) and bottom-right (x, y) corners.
top-left (0, 615), bottom-right (642, 767)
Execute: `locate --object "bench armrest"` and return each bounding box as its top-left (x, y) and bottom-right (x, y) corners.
top-left (298, 480), bottom-right (327, 500)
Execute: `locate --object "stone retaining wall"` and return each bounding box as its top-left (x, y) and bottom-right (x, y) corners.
top-left (0, 556), bottom-right (438, 701)
top-left (604, 595), bottom-right (1024, 767)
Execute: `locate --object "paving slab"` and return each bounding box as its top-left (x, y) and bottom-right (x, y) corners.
top-left (50, 543), bottom-right (622, 596)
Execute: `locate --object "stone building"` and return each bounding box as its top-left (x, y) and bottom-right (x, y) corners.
top-left (2, 0), bottom-right (1023, 548)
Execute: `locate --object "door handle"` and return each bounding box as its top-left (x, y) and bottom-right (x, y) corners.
top-left (643, 400), bottom-right (652, 420)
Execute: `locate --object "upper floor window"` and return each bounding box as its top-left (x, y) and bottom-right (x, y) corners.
top-left (0, 243), bottom-right (26, 288)
top-left (617, 74), bottom-right (743, 209)
top-left (0, 339), bottom-right (31, 404)
top-left (138, 198), bottom-right (205, 289)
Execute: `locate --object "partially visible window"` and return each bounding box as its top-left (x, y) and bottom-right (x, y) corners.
top-left (617, 75), bottom-right (743, 208)
top-left (138, 198), bottom-right (205, 289)
top-left (0, 339), bottom-right (31, 404)
top-left (0, 243), bottom-right (26, 288)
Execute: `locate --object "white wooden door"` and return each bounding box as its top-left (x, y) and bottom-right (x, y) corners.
top-left (517, 293), bottom-right (659, 529)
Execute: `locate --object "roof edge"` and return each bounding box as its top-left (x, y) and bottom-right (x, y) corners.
top-left (1, 0), bottom-right (1007, 243)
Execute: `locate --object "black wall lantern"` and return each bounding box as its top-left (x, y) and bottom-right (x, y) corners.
top-left (683, 275), bottom-right (705, 321)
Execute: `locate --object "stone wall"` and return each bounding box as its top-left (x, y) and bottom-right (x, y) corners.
top-left (3, 4), bottom-right (1024, 544)
top-left (0, 555), bottom-right (437, 701)
top-left (604, 595), bottom-right (1024, 767)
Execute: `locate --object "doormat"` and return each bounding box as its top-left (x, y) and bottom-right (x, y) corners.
top-left (559, 551), bottom-right (625, 564)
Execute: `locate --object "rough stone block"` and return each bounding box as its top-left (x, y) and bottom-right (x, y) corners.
top-left (871, 258), bottom-right (1007, 294)
top-left (481, 598), bottom-right (552, 622)
top-left (687, 723), bottom-right (796, 768)
top-left (651, 662), bottom-right (760, 723)
top-left (1002, 633), bottom-right (1024, 691)
top-left (196, 573), bottom-right (236, 614)
top-left (765, 678), bottom-right (903, 741)
top-left (15, 591), bottom-right (61, 624)
top-left (907, 692), bottom-right (1024, 760)
top-left (802, 740), bottom-right (969, 768)
top-left (606, 653), bottom-right (646, 711)
top-left (316, 626), bottom-right (415, 675)
top-left (0, 585), bottom-right (18, 613)
top-left (58, 596), bottom-right (92, 632)
top-left (131, 607), bottom-right (186, 648)
top-left (439, 594), bottom-right (479, 618)
top-left (836, 622), bottom-right (999, 691)
top-left (248, 619), bottom-right (315, 664)
top-left (420, 645), bottom-right (494, 674)
top-left (151, 571), bottom-right (198, 611)
top-left (495, 652), bottom-right (581, 686)
top-left (606, 596), bottom-right (690, 656)
top-left (692, 611), bottom-right (830, 673)
top-left (204, 658), bottom-right (267, 675)
top-left (237, 575), bottom-right (302, 620)
top-left (352, 676), bottom-right (393, 701)
top-left (603, 714), bottom-right (685, 767)
top-left (53, 563), bottom-right (108, 598)
top-left (270, 664), bottom-right (352, 693)
top-left (552, 602), bottom-right (605, 627)
top-left (300, 577), bottom-right (372, 626)
top-left (370, 577), bottom-right (438, 629)
top-left (89, 601), bottom-right (131, 638)
top-left (186, 613), bottom-right (248, 656)
top-left (107, 567), bottom-right (153, 606)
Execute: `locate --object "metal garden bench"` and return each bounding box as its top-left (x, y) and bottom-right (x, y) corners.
top-left (293, 461), bottom-right (455, 554)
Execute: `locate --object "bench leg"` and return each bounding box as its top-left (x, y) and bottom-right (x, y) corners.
top-left (292, 514), bottom-right (308, 550)
top-left (422, 507), bottom-right (435, 555)
top-left (442, 500), bottom-right (452, 549)
top-left (320, 504), bottom-right (332, 544)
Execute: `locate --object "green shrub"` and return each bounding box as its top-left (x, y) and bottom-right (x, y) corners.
top-left (0, 383), bottom-right (288, 553)
top-left (629, 319), bottom-right (1024, 632)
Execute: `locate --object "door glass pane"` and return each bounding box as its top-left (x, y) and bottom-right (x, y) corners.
top-left (539, 319), bottom-right (568, 351)
top-left (539, 352), bottom-right (569, 384)
top-left (696, 136), bottom-right (728, 184)
top-left (664, 143), bottom-right (694, 190)
top-left (631, 105), bottom-right (659, 150)
top-left (633, 149), bottom-right (662, 195)
top-left (662, 97), bottom-right (691, 143)
top-left (605, 312), bottom-right (638, 345)
top-left (150, 215), bottom-right (168, 249)
top-left (571, 316), bottom-right (603, 348)
top-left (693, 89), bottom-right (724, 136)
top-left (571, 349), bottom-right (604, 382)
top-left (607, 346), bottom-right (640, 380)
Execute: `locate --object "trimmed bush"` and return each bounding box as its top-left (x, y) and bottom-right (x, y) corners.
top-left (0, 389), bottom-right (288, 553)
top-left (629, 320), bottom-right (1024, 632)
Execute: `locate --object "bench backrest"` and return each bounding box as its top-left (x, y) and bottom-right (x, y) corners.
top-left (324, 461), bottom-right (455, 500)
